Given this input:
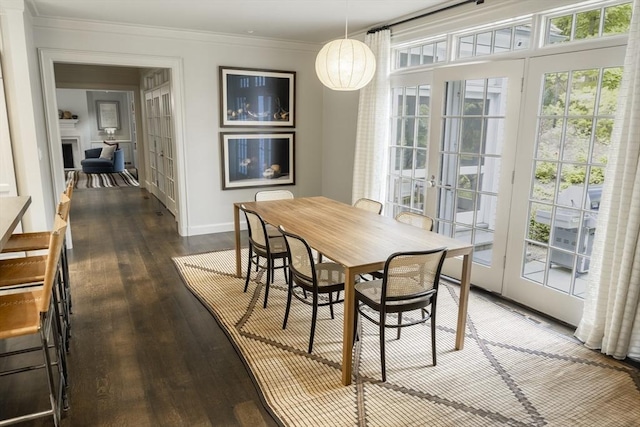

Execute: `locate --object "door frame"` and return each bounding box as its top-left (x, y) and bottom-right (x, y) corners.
top-left (39, 48), bottom-right (189, 235)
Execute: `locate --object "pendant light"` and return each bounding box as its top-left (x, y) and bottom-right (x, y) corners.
top-left (315, 0), bottom-right (376, 91)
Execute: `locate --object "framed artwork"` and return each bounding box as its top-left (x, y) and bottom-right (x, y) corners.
top-left (219, 66), bottom-right (295, 127)
top-left (220, 132), bottom-right (295, 190)
top-left (96, 100), bottom-right (121, 130)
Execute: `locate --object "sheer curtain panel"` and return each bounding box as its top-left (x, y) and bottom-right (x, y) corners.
top-left (351, 30), bottom-right (391, 205)
top-left (575, 0), bottom-right (640, 361)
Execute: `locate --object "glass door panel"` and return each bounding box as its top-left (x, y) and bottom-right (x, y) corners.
top-left (505, 46), bottom-right (625, 325)
top-left (428, 60), bottom-right (524, 293)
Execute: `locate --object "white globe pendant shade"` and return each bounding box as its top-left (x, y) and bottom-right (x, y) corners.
top-left (315, 38), bottom-right (376, 91)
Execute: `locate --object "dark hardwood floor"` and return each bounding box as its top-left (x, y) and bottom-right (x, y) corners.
top-left (1, 187), bottom-right (278, 426)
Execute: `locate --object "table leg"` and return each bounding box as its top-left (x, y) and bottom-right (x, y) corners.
top-left (455, 252), bottom-right (472, 350)
top-left (341, 267), bottom-right (355, 386)
top-left (234, 205), bottom-right (242, 278)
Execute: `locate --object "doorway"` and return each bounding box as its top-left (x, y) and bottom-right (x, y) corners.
top-left (39, 49), bottom-right (189, 236)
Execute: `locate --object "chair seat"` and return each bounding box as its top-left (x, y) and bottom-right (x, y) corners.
top-left (0, 291), bottom-right (44, 339)
top-left (2, 232), bottom-right (50, 253)
top-left (355, 279), bottom-right (432, 310)
top-left (0, 255), bottom-right (47, 288)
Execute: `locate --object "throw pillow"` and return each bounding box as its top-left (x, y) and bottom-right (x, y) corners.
top-left (100, 144), bottom-right (117, 160)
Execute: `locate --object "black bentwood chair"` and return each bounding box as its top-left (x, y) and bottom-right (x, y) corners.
top-left (279, 226), bottom-right (345, 354)
top-left (240, 205), bottom-right (288, 308)
top-left (354, 248), bottom-right (447, 382)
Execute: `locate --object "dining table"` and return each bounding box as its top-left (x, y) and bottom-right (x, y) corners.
top-left (0, 196), bottom-right (31, 252)
top-left (233, 196), bottom-right (473, 386)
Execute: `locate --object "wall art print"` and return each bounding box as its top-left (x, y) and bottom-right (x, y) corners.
top-left (219, 66), bottom-right (295, 127)
top-left (220, 132), bottom-right (295, 190)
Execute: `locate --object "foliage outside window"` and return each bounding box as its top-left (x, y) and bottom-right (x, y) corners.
top-left (528, 67), bottom-right (622, 244)
top-left (546, 2), bottom-right (632, 45)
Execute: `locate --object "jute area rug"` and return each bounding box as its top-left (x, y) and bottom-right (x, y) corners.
top-left (173, 249), bottom-right (640, 427)
top-left (65, 169), bottom-right (139, 189)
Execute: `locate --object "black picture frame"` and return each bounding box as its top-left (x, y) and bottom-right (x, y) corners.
top-left (220, 132), bottom-right (295, 190)
top-left (219, 66), bottom-right (295, 127)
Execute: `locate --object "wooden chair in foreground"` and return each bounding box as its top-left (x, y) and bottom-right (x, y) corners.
top-left (1, 191), bottom-right (73, 351)
top-left (0, 216), bottom-right (68, 426)
top-left (240, 205), bottom-right (289, 308)
top-left (353, 198), bottom-right (383, 215)
top-left (279, 226), bottom-right (345, 354)
top-left (354, 248), bottom-right (447, 382)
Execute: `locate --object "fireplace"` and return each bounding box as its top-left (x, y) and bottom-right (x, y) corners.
top-left (62, 143), bottom-right (74, 168)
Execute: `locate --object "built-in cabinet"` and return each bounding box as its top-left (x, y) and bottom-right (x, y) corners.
top-left (142, 69), bottom-right (177, 215)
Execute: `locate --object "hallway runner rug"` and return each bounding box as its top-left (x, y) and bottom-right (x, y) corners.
top-left (66, 169), bottom-right (139, 189)
top-left (173, 249), bottom-right (640, 427)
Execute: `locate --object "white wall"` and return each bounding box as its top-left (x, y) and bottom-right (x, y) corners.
top-left (321, 87), bottom-right (359, 204)
top-left (0, 0), bottom-right (53, 232)
top-left (32, 20), bottom-right (351, 235)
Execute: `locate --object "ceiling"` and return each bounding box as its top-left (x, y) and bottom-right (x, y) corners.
top-left (28, 0), bottom-right (453, 44)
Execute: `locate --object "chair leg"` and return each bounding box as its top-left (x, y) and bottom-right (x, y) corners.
top-left (244, 247), bottom-right (253, 292)
top-left (397, 312), bottom-right (402, 340)
top-left (263, 258), bottom-right (271, 308)
top-left (328, 292), bottom-right (334, 319)
top-left (431, 313), bottom-right (437, 366)
top-left (380, 314), bottom-right (386, 382)
top-left (308, 293), bottom-right (319, 354)
top-left (282, 274), bottom-right (293, 330)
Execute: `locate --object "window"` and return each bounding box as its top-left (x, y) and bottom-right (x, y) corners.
top-left (545, 1), bottom-right (632, 45)
top-left (387, 85), bottom-right (431, 216)
top-left (395, 39), bottom-right (447, 70)
top-left (454, 22), bottom-right (532, 59)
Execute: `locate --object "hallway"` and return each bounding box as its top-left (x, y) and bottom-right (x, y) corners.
top-left (0, 186), bottom-right (277, 426)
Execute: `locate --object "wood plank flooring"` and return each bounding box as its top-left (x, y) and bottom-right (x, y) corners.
top-left (0, 187), bottom-right (278, 426)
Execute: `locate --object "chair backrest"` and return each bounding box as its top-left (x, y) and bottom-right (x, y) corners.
top-left (255, 190), bottom-right (294, 201)
top-left (382, 248), bottom-right (447, 303)
top-left (278, 226), bottom-right (315, 287)
top-left (240, 205), bottom-right (268, 251)
top-left (395, 211), bottom-right (434, 231)
top-left (354, 198), bottom-right (383, 214)
top-left (65, 179), bottom-right (74, 200)
top-left (38, 216), bottom-right (67, 313)
top-left (57, 193), bottom-right (71, 221)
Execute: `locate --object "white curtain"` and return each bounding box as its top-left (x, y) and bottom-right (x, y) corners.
top-left (575, 0), bottom-right (640, 361)
top-left (352, 29), bottom-right (391, 205)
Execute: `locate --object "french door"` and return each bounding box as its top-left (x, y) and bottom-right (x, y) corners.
top-left (144, 85), bottom-right (177, 214)
top-left (426, 60), bottom-right (524, 293)
top-left (504, 46), bottom-right (625, 325)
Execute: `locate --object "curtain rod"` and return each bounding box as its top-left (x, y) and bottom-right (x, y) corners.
top-left (368, 0), bottom-right (485, 34)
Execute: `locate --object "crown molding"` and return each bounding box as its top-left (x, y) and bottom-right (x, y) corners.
top-left (32, 16), bottom-right (321, 53)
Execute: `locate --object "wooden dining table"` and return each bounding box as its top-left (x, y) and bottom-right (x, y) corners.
top-left (233, 196), bottom-right (473, 386)
top-left (0, 196), bottom-right (31, 252)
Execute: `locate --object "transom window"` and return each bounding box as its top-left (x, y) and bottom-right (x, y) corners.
top-left (545, 1), bottom-right (632, 45)
top-left (394, 39), bottom-right (447, 70)
top-left (456, 21), bottom-right (532, 59)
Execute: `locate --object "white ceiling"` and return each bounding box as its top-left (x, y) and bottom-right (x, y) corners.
top-left (28, 0), bottom-right (453, 44)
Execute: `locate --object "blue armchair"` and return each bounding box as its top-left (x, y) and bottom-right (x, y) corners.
top-left (81, 147), bottom-right (125, 174)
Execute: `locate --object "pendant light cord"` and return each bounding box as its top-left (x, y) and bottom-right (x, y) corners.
top-left (344, 0), bottom-right (349, 39)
